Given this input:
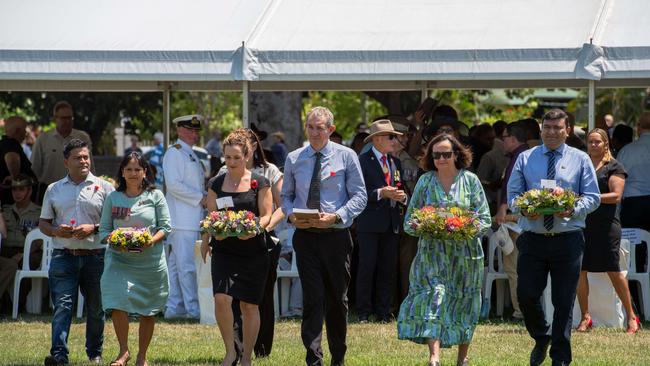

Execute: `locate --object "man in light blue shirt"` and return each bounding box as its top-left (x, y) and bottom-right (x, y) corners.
top-left (281, 106), bottom-right (367, 366)
top-left (507, 109), bottom-right (599, 366)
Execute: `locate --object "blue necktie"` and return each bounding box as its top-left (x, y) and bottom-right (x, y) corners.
top-left (544, 151), bottom-right (556, 231)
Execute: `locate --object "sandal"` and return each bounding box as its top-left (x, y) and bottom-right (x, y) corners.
top-left (626, 316), bottom-right (641, 334)
top-left (110, 352), bottom-right (131, 366)
top-left (576, 315), bottom-right (593, 332)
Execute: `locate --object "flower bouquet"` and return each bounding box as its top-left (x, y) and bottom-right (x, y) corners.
top-left (200, 210), bottom-right (262, 238)
top-left (406, 206), bottom-right (480, 241)
top-left (107, 227), bottom-right (153, 253)
top-left (513, 188), bottom-right (578, 215)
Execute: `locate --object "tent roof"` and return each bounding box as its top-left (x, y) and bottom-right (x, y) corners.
top-left (0, 0), bottom-right (649, 91)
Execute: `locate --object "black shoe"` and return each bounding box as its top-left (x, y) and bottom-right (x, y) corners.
top-left (530, 339), bottom-right (550, 366)
top-left (358, 315), bottom-right (369, 324)
top-left (44, 355), bottom-right (65, 366)
top-left (551, 360), bottom-right (569, 366)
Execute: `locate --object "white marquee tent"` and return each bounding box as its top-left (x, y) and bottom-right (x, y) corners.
top-left (1, 0), bottom-right (649, 131)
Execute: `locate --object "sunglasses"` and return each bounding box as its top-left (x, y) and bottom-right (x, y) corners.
top-left (432, 151), bottom-right (454, 160)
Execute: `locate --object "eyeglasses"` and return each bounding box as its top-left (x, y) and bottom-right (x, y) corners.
top-left (387, 135), bottom-right (396, 140)
top-left (432, 151), bottom-right (453, 160)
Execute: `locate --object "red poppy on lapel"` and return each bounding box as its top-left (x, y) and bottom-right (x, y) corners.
top-left (250, 179), bottom-right (258, 189)
top-left (330, 171), bottom-right (336, 177)
top-left (69, 219), bottom-right (76, 226)
top-left (94, 185), bottom-right (100, 192)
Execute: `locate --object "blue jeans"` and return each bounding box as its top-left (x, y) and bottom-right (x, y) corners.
top-left (48, 249), bottom-right (105, 362)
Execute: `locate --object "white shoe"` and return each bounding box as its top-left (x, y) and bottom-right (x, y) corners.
top-left (164, 311), bottom-right (187, 319)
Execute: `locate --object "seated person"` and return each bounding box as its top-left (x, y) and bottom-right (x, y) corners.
top-left (0, 174), bottom-right (42, 270)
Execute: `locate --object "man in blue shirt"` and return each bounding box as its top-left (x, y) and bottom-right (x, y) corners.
top-left (281, 106), bottom-right (367, 366)
top-left (507, 109), bottom-right (600, 366)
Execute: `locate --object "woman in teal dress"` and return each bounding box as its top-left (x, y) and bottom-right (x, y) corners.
top-left (100, 153), bottom-right (171, 366)
top-left (397, 134), bottom-right (491, 366)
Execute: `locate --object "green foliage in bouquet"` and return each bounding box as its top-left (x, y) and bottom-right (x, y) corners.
top-left (513, 188), bottom-right (578, 215)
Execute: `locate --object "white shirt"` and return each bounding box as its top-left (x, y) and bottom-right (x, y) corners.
top-left (40, 173), bottom-right (115, 249)
top-left (163, 139), bottom-right (206, 231)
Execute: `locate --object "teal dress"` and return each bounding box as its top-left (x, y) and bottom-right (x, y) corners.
top-left (397, 170), bottom-right (491, 346)
top-left (99, 189), bottom-right (172, 316)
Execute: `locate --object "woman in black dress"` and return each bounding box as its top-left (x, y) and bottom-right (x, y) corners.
top-left (201, 130), bottom-right (273, 366)
top-left (577, 128), bottom-right (640, 334)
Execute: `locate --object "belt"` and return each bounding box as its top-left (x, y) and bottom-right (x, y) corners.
top-left (526, 230), bottom-right (581, 238)
top-left (57, 248), bottom-right (105, 256)
top-left (302, 227), bottom-right (345, 234)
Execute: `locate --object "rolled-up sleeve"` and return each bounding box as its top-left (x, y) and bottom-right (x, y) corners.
top-left (507, 153), bottom-right (527, 214)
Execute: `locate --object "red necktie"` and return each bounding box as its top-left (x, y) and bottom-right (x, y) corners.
top-left (380, 155), bottom-right (390, 185)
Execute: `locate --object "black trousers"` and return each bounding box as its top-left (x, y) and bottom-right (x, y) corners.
top-left (517, 231), bottom-right (584, 364)
top-left (621, 196), bottom-right (649, 273)
top-left (293, 229), bottom-right (353, 366)
top-left (233, 244), bottom-right (281, 358)
top-left (355, 231), bottom-right (399, 318)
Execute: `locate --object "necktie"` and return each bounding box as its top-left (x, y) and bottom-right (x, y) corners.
top-left (381, 155), bottom-right (390, 185)
top-left (544, 151), bottom-right (556, 231)
top-left (307, 152), bottom-right (322, 210)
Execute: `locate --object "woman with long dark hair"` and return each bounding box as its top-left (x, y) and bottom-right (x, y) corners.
top-left (100, 153), bottom-right (172, 366)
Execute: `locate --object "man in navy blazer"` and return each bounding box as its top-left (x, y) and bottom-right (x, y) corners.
top-left (355, 119), bottom-right (407, 322)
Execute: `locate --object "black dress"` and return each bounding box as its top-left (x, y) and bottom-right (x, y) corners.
top-left (582, 158), bottom-right (627, 272)
top-left (210, 173), bottom-right (270, 304)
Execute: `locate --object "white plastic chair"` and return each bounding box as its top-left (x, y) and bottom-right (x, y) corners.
top-left (621, 228), bottom-right (650, 320)
top-left (483, 233), bottom-right (510, 316)
top-left (274, 251), bottom-right (299, 319)
top-left (12, 228), bottom-right (51, 319)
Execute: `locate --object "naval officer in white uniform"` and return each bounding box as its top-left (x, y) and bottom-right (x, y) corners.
top-left (163, 114), bottom-right (207, 319)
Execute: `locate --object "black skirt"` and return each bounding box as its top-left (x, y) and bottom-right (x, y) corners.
top-left (582, 204), bottom-right (621, 272)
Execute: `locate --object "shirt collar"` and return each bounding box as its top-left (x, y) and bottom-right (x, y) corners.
top-left (541, 143), bottom-right (566, 156)
top-left (371, 146), bottom-right (387, 161)
top-left (176, 139), bottom-right (193, 151)
top-left (307, 140), bottom-right (332, 157)
top-left (63, 172), bottom-right (97, 186)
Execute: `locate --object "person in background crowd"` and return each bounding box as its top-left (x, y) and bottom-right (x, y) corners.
top-left (124, 135), bottom-right (143, 156)
top-left (508, 109), bottom-right (599, 366)
top-left (31, 101), bottom-right (93, 191)
top-left (477, 121), bottom-right (510, 215)
top-left (99, 153), bottom-right (171, 366)
top-left (205, 130), bottom-right (224, 175)
top-left (39, 139), bottom-right (114, 366)
top-left (604, 114), bottom-right (615, 138)
top-left (282, 106), bottom-right (367, 366)
top-left (22, 124), bottom-right (36, 160)
top-left (270, 132), bottom-right (289, 169)
top-left (162, 115), bottom-right (206, 320)
top-left (576, 128), bottom-right (639, 334)
top-left (494, 122), bottom-right (529, 320)
top-left (611, 124), bottom-right (633, 158)
top-left (201, 130), bottom-right (273, 366)
top-left (330, 131), bottom-right (343, 145)
top-left (565, 113), bottom-right (587, 152)
top-left (617, 112), bottom-right (650, 280)
top-left (469, 123), bottom-right (496, 172)
top-left (355, 120), bottom-right (406, 323)
top-left (214, 128), bottom-right (285, 359)
top-left (0, 116), bottom-right (37, 205)
top-left (1, 174), bottom-right (42, 270)
top-left (351, 132), bottom-right (370, 155)
top-left (398, 133), bottom-right (491, 366)
top-left (145, 132), bottom-right (165, 188)
top-left (520, 118), bottom-right (542, 147)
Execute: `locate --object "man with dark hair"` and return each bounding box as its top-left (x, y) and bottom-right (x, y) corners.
top-left (611, 124), bottom-right (634, 157)
top-left (39, 139), bottom-right (114, 366)
top-left (520, 118), bottom-right (542, 147)
top-left (31, 101), bottom-right (93, 187)
top-left (0, 116), bottom-right (37, 204)
top-left (565, 113), bottom-right (586, 151)
top-left (477, 121), bottom-right (510, 214)
top-left (508, 109), bottom-right (599, 366)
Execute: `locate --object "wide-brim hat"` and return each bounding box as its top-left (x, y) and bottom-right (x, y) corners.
top-left (363, 119), bottom-right (403, 143)
top-left (173, 114), bottom-right (203, 130)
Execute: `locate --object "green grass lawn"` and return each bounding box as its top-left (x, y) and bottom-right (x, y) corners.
top-left (1, 316), bottom-right (648, 365)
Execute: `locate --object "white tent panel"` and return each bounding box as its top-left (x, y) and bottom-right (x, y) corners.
top-left (244, 0), bottom-right (604, 81)
top-left (0, 0), bottom-right (271, 81)
top-left (595, 0), bottom-right (650, 80)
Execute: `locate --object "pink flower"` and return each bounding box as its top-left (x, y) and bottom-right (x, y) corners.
top-left (250, 179), bottom-right (258, 189)
top-left (396, 182), bottom-right (402, 187)
top-left (69, 219), bottom-right (76, 226)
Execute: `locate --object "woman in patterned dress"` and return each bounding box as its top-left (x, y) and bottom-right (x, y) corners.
top-left (397, 134), bottom-right (491, 366)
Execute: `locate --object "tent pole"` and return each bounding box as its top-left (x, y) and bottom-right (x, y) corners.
top-left (163, 84), bottom-right (171, 150)
top-left (242, 81), bottom-right (250, 128)
top-left (588, 80), bottom-right (595, 131)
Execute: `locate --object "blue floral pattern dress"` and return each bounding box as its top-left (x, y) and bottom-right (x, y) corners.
top-left (397, 170), bottom-right (491, 346)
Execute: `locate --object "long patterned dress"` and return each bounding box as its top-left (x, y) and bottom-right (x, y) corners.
top-left (397, 169), bottom-right (491, 346)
